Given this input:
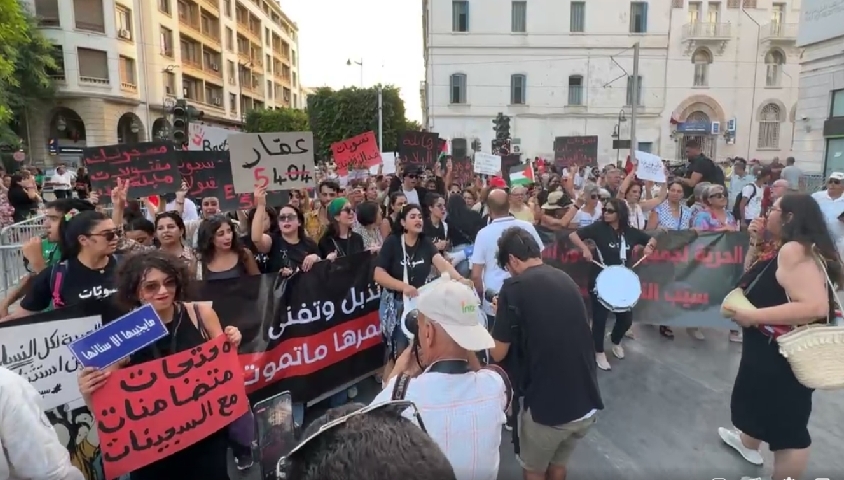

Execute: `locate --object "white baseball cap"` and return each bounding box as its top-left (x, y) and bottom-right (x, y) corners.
top-left (415, 274), bottom-right (495, 352)
top-left (829, 172), bottom-right (844, 181)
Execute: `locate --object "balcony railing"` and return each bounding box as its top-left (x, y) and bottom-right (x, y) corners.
top-left (79, 76), bottom-right (110, 85)
top-left (121, 81), bottom-right (138, 92)
top-left (681, 22), bottom-right (731, 41)
top-left (50, 73), bottom-right (66, 82)
top-left (38, 17), bottom-right (60, 27)
top-left (205, 62), bottom-right (223, 77)
top-left (760, 22), bottom-right (798, 42)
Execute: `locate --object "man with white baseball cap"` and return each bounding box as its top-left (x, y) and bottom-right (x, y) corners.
top-left (372, 274), bottom-right (512, 480)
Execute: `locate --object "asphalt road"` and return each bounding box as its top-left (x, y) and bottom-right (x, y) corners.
top-left (231, 325), bottom-right (844, 480)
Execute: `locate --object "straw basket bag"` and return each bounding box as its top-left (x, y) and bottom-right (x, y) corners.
top-left (776, 251), bottom-right (844, 390)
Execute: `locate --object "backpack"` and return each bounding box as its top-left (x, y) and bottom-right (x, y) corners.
top-left (48, 255), bottom-right (120, 309)
top-left (732, 184), bottom-right (757, 221)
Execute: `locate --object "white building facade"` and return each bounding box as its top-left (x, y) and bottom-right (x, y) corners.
top-left (791, 0), bottom-right (844, 175)
top-left (422, 0), bottom-right (801, 166)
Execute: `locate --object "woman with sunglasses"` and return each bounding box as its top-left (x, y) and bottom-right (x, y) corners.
top-left (196, 215), bottom-right (261, 280)
top-left (381, 192), bottom-right (407, 240)
top-left (568, 183), bottom-right (603, 228)
top-left (318, 198), bottom-right (365, 259)
top-left (250, 188), bottom-right (320, 275)
top-left (423, 193), bottom-right (449, 254)
top-left (374, 204), bottom-right (468, 381)
top-left (9, 210), bottom-right (122, 318)
top-left (77, 250), bottom-right (242, 480)
top-left (241, 202), bottom-right (280, 274)
top-left (568, 198), bottom-right (657, 371)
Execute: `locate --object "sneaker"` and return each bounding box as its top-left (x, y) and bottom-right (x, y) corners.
top-left (504, 424), bottom-right (513, 431)
top-left (234, 452), bottom-right (255, 471)
top-left (624, 327), bottom-right (636, 339)
top-left (718, 427), bottom-right (764, 465)
top-left (688, 328), bottom-right (705, 340)
top-left (596, 352), bottom-right (611, 371)
top-left (611, 344), bottom-right (625, 359)
top-left (729, 331), bottom-right (743, 343)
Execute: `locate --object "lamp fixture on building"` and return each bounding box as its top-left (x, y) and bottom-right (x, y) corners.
top-left (130, 121), bottom-right (140, 134)
top-left (56, 116), bottom-right (67, 132)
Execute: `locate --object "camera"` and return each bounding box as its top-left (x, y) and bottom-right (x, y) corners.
top-left (484, 289), bottom-right (498, 303)
top-left (401, 309), bottom-right (420, 339)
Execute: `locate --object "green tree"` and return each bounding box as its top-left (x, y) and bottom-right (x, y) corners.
top-left (0, 0), bottom-right (58, 145)
top-left (244, 107), bottom-right (309, 133)
top-left (405, 120), bottom-right (423, 132)
top-left (306, 85), bottom-right (409, 160)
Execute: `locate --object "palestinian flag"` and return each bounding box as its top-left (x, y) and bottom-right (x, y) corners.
top-left (509, 163), bottom-right (534, 187)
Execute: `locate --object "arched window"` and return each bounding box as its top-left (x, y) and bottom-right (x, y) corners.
top-left (511, 74), bottom-right (526, 104)
top-left (568, 75), bottom-right (583, 105)
top-left (692, 48), bottom-right (712, 87)
top-left (758, 103), bottom-right (782, 149)
top-left (765, 50), bottom-right (785, 87)
top-left (449, 73), bottom-right (466, 104)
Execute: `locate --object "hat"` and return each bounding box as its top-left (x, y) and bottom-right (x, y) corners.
top-left (416, 274), bottom-right (495, 352)
top-left (541, 191), bottom-right (566, 210)
top-left (489, 176), bottom-right (507, 189)
top-left (829, 172), bottom-right (844, 181)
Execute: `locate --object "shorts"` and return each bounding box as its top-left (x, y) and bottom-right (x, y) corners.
top-left (517, 408), bottom-right (597, 472)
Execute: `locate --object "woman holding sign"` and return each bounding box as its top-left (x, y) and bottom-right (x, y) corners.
top-left (77, 250), bottom-right (242, 480)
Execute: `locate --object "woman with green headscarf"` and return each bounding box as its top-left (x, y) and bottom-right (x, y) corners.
top-left (317, 197), bottom-right (366, 259)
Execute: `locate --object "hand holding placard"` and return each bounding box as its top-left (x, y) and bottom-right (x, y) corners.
top-left (633, 151), bottom-right (667, 183)
top-left (227, 131), bottom-right (316, 193)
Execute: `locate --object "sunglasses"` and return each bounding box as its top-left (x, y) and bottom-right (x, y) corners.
top-left (708, 193), bottom-right (725, 199)
top-left (276, 400), bottom-right (427, 479)
top-left (141, 277), bottom-right (177, 295)
top-left (589, 194), bottom-right (598, 199)
top-left (604, 209), bottom-right (617, 214)
top-left (278, 214), bottom-right (297, 222)
top-left (87, 230), bottom-right (118, 241)
top-left (830, 179), bottom-right (841, 185)
top-left (340, 207), bottom-right (354, 214)
top-left (406, 174), bottom-right (418, 179)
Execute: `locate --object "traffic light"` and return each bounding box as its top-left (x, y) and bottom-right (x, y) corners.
top-left (471, 138), bottom-right (482, 152)
top-left (172, 99), bottom-right (188, 144)
top-left (492, 112), bottom-right (511, 142)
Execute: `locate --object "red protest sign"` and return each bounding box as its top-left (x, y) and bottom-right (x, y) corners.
top-left (330, 131), bottom-right (382, 174)
top-left (92, 335), bottom-right (248, 479)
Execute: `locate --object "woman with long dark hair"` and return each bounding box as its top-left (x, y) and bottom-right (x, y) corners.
top-left (373, 204), bottom-right (468, 381)
top-left (444, 193), bottom-right (484, 277)
top-left (380, 192), bottom-right (407, 240)
top-left (77, 250), bottom-right (242, 480)
top-left (154, 211), bottom-right (195, 264)
top-left (7, 173), bottom-right (40, 222)
top-left (719, 194), bottom-right (841, 480)
top-left (250, 189), bottom-right (319, 276)
top-left (423, 193), bottom-right (448, 254)
top-left (242, 202), bottom-right (280, 273)
top-left (568, 198), bottom-right (657, 371)
top-left (317, 197), bottom-right (365, 259)
top-left (196, 215), bottom-right (260, 280)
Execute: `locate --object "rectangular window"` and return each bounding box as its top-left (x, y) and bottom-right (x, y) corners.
top-left (832, 89), bottom-right (844, 118)
top-left (119, 56), bottom-right (136, 84)
top-left (688, 2), bottom-right (701, 23)
top-left (626, 75), bottom-right (643, 105)
top-left (159, 0), bottom-right (171, 15)
top-left (450, 74), bottom-right (466, 104)
top-left (452, 1), bottom-right (469, 32)
top-left (160, 26), bottom-right (173, 56)
top-left (224, 0), bottom-right (231, 17)
top-left (570, 2), bottom-right (585, 32)
top-left (511, 75), bottom-right (526, 104)
top-left (707, 2), bottom-right (720, 23)
top-left (163, 71), bottom-right (175, 95)
top-left (568, 76), bottom-right (583, 105)
top-left (116, 7), bottom-right (132, 40)
top-left (511, 1), bottom-right (526, 33)
top-left (824, 139), bottom-right (844, 178)
top-left (226, 28), bottom-right (233, 51)
top-left (638, 142), bottom-right (653, 153)
top-left (630, 2), bottom-right (648, 33)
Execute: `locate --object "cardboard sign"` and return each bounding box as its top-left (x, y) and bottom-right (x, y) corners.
top-left (330, 131), bottom-right (381, 175)
top-left (68, 304), bottom-right (167, 370)
top-left (188, 124), bottom-right (230, 151)
top-left (227, 131), bottom-right (316, 193)
top-left (179, 151), bottom-right (289, 210)
top-left (633, 150), bottom-right (667, 183)
top-left (553, 136), bottom-right (598, 167)
top-left (398, 131), bottom-right (440, 168)
top-left (473, 152), bottom-right (502, 176)
top-left (82, 142), bottom-right (180, 200)
top-left (93, 335), bottom-right (248, 479)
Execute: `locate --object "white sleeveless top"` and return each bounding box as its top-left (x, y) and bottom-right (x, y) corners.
top-left (627, 202), bottom-right (646, 229)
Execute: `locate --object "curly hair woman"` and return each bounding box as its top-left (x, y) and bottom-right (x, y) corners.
top-left (195, 215), bottom-right (260, 280)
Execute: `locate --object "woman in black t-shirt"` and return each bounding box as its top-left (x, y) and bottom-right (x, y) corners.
top-left (423, 193), bottom-right (448, 254)
top-left (7, 174), bottom-right (40, 222)
top-left (380, 192), bottom-right (407, 241)
top-left (568, 198), bottom-right (657, 372)
top-left (250, 189), bottom-right (319, 276)
top-left (317, 198), bottom-right (365, 259)
top-left (242, 203), bottom-right (280, 273)
top-left (10, 210), bottom-right (121, 318)
top-left (374, 204), bottom-right (468, 378)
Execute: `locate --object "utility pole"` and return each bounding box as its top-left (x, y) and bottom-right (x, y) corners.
top-left (377, 86), bottom-right (383, 151)
top-left (630, 42), bottom-right (640, 163)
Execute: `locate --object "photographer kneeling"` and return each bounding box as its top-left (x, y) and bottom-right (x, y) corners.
top-left (372, 275), bottom-right (512, 480)
top-left (488, 227), bottom-right (604, 480)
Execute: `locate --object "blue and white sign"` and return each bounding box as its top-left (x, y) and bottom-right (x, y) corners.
top-left (67, 304), bottom-right (168, 369)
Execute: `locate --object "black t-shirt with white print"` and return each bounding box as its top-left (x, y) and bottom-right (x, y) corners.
top-left (575, 221), bottom-right (650, 288)
top-left (268, 233), bottom-right (320, 271)
top-left (423, 219), bottom-right (447, 254)
top-left (377, 234), bottom-right (438, 291)
top-left (21, 256), bottom-right (119, 312)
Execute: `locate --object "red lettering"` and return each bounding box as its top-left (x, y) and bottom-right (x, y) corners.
top-left (254, 167), bottom-right (269, 189)
top-left (224, 184), bottom-right (237, 200)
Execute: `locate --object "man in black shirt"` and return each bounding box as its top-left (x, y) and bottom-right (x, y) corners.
top-left (489, 227), bottom-right (603, 480)
top-left (678, 139), bottom-right (724, 202)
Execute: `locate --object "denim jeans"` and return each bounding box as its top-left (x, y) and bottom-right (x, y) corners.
top-left (450, 243), bottom-right (473, 278)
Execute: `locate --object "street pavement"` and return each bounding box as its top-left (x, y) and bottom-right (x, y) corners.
top-left (232, 325), bottom-right (844, 480)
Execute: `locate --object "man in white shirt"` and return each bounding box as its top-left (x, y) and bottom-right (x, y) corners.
top-left (470, 189), bottom-right (544, 323)
top-left (728, 159), bottom-right (754, 210)
top-left (738, 166), bottom-right (770, 225)
top-left (0, 367), bottom-right (84, 480)
top-left (812, 172), bottom-right (844, 259)
top-left (145, 197), bottom-right (200, 222)
top-left (50, 166), bottom-right (73, 199)
top-left (373, 275), bottom-right (511, 480)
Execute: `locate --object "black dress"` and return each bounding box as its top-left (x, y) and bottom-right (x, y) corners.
top-left (730, 255), bottom-right (813, 451)
top-left (128, 304), bottom-right (231, 480)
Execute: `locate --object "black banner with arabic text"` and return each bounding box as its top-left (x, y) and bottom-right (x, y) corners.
top-left (82, 142), bottom-right (179, 200)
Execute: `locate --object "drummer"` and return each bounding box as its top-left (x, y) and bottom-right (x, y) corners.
top-left (568, 198), bottom-right (657, 371)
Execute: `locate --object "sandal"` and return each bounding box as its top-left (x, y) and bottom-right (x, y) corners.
top-left (659, 326), bottom-right (674, 339)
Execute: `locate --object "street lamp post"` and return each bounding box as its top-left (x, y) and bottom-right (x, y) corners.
top-left (347, 58), bottom-right (363, 88)
top-left (613, 109), bottom-right (627, 166)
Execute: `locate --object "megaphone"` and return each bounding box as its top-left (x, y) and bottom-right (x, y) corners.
top-left (720, 288), bottom-right (757, 318)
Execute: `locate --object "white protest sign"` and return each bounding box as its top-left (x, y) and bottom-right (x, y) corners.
top-left (633, 150), bottom-right (666, 183)
top-left (188, 124), bottom-right (230, 151)
top-left (0, 315), bottom-right (101, 410)
top-left (371, 152), bottom-right (397, 175)
top-left (227, 131), bottom-right (316, 193)
top-left (473, 152), bottom-right (502, 176)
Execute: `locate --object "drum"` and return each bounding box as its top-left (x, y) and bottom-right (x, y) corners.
top-left (594, 265), bottom-right (642, 312)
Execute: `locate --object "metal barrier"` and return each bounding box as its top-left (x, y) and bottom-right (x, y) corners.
top-left (0, 215), bottom-right (46, 247)
top-left (0, 244), bottom-right (30, 301)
